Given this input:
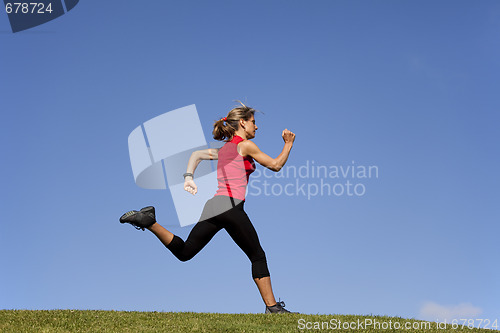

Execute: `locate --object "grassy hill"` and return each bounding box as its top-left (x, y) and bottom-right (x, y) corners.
top-left (0, 310), bottom-right (498, 332)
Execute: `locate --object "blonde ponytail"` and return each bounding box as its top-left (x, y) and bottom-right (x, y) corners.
top-left (213, 118), bottom-right (236, 141)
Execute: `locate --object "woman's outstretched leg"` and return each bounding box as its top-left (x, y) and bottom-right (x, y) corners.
top-left (120, 205), bottom-right (222, 262)
top-left (149, 219), bottom-right (222, 262)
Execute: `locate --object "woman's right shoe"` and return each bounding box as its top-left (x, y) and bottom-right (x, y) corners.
top-left (119, 206), bottom-right (156, 231)
top-left (265, 299), bottom-right (298, 314)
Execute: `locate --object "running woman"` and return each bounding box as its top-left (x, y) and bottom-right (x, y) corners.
top-left (120, 102), bottom-right (296, 314)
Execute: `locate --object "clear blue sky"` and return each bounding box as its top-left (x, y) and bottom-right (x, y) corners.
top-left (1, 0), bottom-right (499, 323)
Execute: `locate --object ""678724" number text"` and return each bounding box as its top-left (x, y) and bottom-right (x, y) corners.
top-left (5, 2), bottom-right (54, 14)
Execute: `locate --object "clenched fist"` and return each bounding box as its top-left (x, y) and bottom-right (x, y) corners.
top-left (184, 178), bottom-right (198, 195)
top-left (282, 129), bottom-right (295, 144)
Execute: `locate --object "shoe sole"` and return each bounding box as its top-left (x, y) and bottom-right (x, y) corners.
top-left (119, 210), bottom-right (138, 223)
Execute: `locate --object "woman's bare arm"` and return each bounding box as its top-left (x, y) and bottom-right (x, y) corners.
top-left (239, 129), bottom-right (295, 172)
top-left (185, 148), bottom-right (219, 175)
top-left (184, 148), bottom-right (219, 195)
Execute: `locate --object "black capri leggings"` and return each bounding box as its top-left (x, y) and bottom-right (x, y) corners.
top-left (166, 195), bottom-right (270, 279)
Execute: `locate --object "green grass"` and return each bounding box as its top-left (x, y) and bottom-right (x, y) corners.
top-left (0, 310), bottom-right (498, 332)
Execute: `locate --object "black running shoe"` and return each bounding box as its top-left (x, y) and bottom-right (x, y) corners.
top-left (119, 207), bottom-right (156, 231)
top-left (265, 299), bottom-right (298, 314)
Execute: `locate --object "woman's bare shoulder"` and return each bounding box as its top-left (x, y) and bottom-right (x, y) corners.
top-left (238, 140), bottom-right (260, 156)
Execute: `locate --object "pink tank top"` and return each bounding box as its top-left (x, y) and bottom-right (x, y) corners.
top-left (214, 135), bottom-right (256, 200)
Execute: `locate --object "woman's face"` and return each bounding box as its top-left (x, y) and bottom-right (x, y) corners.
top-left (243, 115), bottom-right (258, 139)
